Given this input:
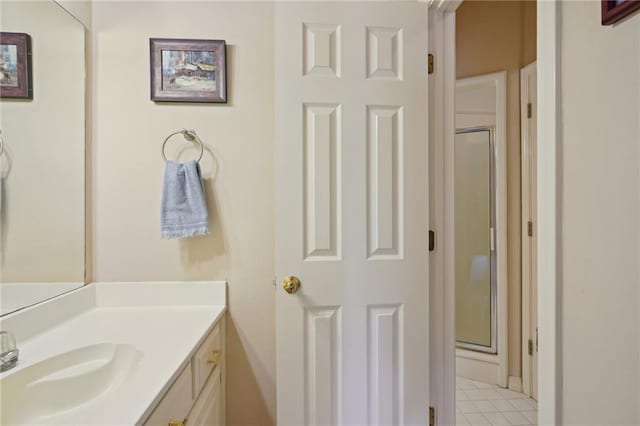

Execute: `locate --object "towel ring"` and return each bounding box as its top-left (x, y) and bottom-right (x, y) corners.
top-left (161, 129), bottom-right (204, 163)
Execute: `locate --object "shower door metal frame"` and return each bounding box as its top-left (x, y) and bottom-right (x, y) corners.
top-left (454, 125), bottom-right (498, 355)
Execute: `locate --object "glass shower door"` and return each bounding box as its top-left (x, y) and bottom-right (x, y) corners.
top-left (455, 127), bottom-right (497, 353)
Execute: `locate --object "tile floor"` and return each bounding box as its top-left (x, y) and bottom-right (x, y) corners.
top-left (456, 377), bottom-right (538, 426)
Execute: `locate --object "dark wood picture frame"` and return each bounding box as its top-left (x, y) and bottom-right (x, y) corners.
top-left (0, 32), bottom-right (33, 99)
top-left (150, 38), bottom-right (227, 103)
top-left (602, 0), bottom-right (640, 25)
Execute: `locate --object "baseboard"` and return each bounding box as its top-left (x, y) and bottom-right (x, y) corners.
top-left (456, 349), bottom-right (500, 385)
top-left (508, 376), bottom-right (523, 392)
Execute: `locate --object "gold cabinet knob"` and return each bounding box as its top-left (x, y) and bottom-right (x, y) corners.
top-left (283, 276), bottom-right (301, 294)
top-left (207, 349), bottom-right (222, 367)
top-left (168, 420), bottom-right (184, 426)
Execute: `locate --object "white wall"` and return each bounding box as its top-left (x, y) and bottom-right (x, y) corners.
top-left (0, 1), bottom-right (85, 283)
top-left (91, 2), bottom-right (275, 424)
top-left (560, 2), bottom-right (640, 424)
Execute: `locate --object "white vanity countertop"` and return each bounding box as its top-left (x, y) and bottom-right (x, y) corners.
top-left (0, 281), bottom-right (226, 425)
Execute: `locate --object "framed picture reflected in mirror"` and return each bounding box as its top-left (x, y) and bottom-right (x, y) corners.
top-left (602, 0), bottom-right (640, 25)
top-left (0, 32), bottom-right (32, 99)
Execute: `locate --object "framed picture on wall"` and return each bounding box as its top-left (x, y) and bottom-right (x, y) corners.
top-left (0, 32), bottom-right (33, 99)
top-left (150, 38), bottom-right (227, 103)
top-left (602, 0), bottom-right (640, 25)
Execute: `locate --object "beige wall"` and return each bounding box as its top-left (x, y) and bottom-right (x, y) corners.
top-left (560, 2), bottom-right (640, 424)
top-left (0, 1), bottom-right (85, 283)
top-left (90, 2), bottom-right (275, 424)
top-left (456, 0), bottom-right (536, 379)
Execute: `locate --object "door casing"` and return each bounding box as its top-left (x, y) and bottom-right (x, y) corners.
top-left (520, 60), bottom-right (538, 400)
top-left (428, 1), bottom-right (558, 425)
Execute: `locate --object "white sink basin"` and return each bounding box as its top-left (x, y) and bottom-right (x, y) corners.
top-left (1, 343), bottom-right (138, 425)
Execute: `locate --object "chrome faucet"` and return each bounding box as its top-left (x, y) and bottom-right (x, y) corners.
top-left (0, 331), bottom-right (19, 372)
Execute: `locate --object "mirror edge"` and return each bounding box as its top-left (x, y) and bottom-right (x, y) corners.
top-left (54, 0), bottom-right (92, 30)
top-left (55, 0), bottom-right (90, 286)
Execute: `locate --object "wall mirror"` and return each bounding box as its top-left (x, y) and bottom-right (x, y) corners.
top-left (0, 1), bottom-right (86, 315)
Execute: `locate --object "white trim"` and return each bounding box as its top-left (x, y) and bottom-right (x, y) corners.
top-left (456, 348), bottom-right (500, 387)
top-left (425, 0), bottom-right (463, 13)
top-left (537, 1), bottom-right (559, 423)
top-left (428, 4), bottom-right (456, 426)
top-left (455, 71), bottom-right (508, 389)
top-left (508, 376), bottom-right (523, 393)
top-left (520, 60), bottom-right (537, 399)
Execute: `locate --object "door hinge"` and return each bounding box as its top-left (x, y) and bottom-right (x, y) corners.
top-left (527, 221), bottom-right (533, 237)
top-left (536, 328), bottom-right (539, 352)
top-left (428, 230), bottom-right (435, 252)
top-left (428, 53), bottom-right (434, 75)
top-left (527, 102), bottom-right (532, 119)
top-left (429, 406), bottom-right (435, 426)
top-left (528, 339), bottom-right (533, 356)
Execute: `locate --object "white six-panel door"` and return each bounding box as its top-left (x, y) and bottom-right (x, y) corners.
top-left (275, 3), bottom-right (429, 424)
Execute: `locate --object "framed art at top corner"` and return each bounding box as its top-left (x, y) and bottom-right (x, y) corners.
top-left (150, 38), bottom-right (227, 103)
top-left (0, 32), bottom-right (33, 99)
top-left (602, 0), bottom-right (640, 25)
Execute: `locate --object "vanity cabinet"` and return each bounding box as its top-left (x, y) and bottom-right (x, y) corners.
top-left (187, 368), bottom-right (222, 426)
top-left (144, 316), bottom-right (225, 426)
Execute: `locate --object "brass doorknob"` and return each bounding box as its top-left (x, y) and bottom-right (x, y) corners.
top-left (283, 276), bottom-right (301, 294)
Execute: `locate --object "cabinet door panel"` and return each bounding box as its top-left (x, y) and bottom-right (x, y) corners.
top-left (192, 323), bottom-right (222, 398)
top-left (188, 367), bottom-right (222, 426)
top-left (144, 362), bottom-right (193, 426)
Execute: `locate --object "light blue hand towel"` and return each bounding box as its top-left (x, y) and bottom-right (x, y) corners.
top-left (161, 160), bottom-right (209, 239)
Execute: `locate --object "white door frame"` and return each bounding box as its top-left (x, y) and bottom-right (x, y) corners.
top-left (535, 2), bottom-right (559, 423)
top-left (428, 1), bottom-right (558, 425)
top-left (427, 3), bottom-right (458, 425)
top-left (520, 60), bottom-right (537, 399)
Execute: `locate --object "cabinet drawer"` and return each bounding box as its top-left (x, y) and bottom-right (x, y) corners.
top-left (144, 362), bottom-right (193, 426)
top-left (192, 323), bottom-right (222, 398)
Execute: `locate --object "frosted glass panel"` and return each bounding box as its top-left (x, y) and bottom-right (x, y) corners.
top-left (455, 128), bottom-right (494, 350)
